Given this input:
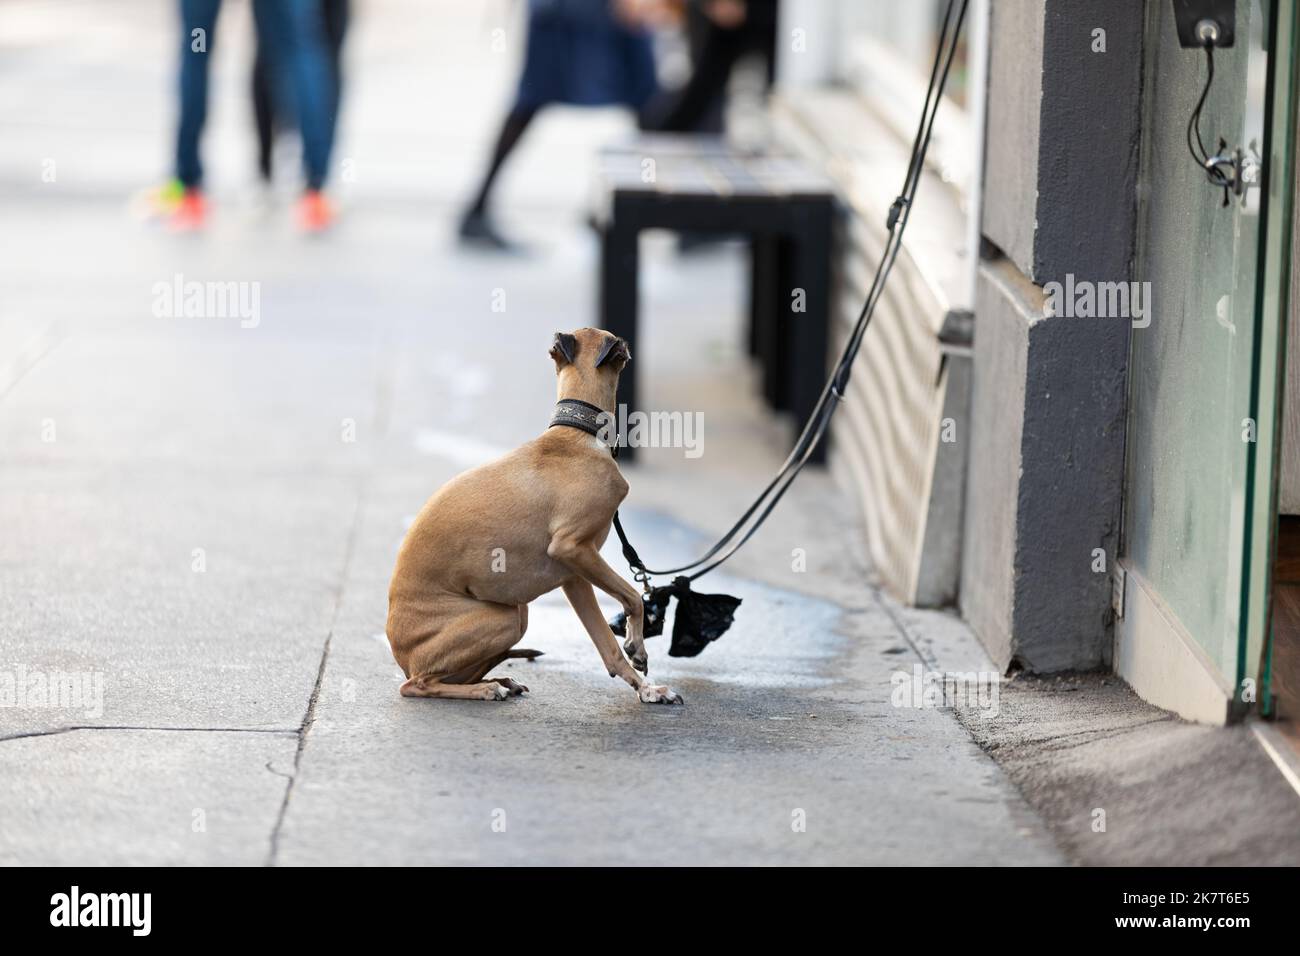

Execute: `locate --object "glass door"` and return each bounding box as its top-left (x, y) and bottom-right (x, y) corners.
top-left (1122, 0), bottom-right (1294, 710)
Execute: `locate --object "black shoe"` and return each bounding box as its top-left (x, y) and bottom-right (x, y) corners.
top-left (458, 209), bottom-right (521, 252)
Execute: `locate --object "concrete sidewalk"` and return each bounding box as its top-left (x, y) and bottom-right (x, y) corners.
top-left (0, 0), bottom-right (1064, 865)
top-left (0, 204), bottom-right (1063, 864)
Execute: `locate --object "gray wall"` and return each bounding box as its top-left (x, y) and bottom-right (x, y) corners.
top-left (981, 0), bottom-right (1044, 279)
top-left (962, 0), bottom-right (1143, 671)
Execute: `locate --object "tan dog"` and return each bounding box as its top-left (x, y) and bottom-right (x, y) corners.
top-left (386, 328), bottom-right (683, 705)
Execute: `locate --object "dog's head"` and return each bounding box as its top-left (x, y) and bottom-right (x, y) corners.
top-left (550, 328), bottom-right (630, 381)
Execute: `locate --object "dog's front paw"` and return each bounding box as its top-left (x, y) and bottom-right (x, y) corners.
top-left (638, 684), bottom-right (683, 705)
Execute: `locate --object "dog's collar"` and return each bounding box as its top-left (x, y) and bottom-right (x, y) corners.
top-left (549, 399), bottom-right (611, 439)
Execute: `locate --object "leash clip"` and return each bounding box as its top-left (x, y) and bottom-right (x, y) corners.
top-left (632, 566), bottom-right (653, 595)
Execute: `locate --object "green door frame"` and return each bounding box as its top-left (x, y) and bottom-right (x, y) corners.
top-left (1241, 0), bottom-right (1299, 717)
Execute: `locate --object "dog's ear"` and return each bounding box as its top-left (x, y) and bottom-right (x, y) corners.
top-left (595, 336), bottom-right (630, 371)
top-left (549, 332), bottom-right (578, 367)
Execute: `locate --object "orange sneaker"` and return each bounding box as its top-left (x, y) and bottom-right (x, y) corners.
top-left (296, 189), bottom-right (335, 233)
top-left (169, 188), bottom-right (207, 232)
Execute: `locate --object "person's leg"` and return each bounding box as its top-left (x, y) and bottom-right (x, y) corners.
top-left (322, 0), bottom-right (349, 116)
top-left (647, 34), bottom-right (743, 132)
top-left (252, 0), bottom-right (333, 191)
top-left (466, 105), bottom-right (537, 218)
top-left (457, 105), bottom-right (538, 249)
top-left (286, 0), bottom-right (335, 191)
top-left (175, 0), bottom-right (222, 188)
top-left (251, 42), bottom-right (275, 182)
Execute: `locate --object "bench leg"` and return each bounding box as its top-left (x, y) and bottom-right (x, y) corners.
top-left (769, 237), bottom-right (799, 410)
top-left (786, 210), bottom-right (833, 463)
top-left (751, 235), bottom-right (785, 413)
top-left (600, 224), bottom-right (639, 459)
top-left (749, 235), bottom-right (778, 358)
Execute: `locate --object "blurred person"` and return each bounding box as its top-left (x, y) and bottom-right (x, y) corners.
top-left (252, 0), bottom-right (349, 208)
top-left (638, 0), bottom-right (776, 254)
top-left (459, 0), bottom-right (664, 251)
top-left (641, 0), bottom-right (777, 134)
top-left (164, 0), bottom-right (338, 232)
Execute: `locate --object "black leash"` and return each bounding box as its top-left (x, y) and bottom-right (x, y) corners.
top-left (569, 0), bottom-right (968, 654)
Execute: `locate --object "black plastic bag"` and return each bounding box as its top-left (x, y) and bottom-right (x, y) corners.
top-left (609, 576), bottom-right (741, 658)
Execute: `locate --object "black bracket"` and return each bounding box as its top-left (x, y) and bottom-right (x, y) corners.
top-left (1173, 0), bottom-right (1235, 48)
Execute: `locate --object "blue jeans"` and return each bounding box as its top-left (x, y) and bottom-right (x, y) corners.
top-left (176, 0), bottom-right (335, 189)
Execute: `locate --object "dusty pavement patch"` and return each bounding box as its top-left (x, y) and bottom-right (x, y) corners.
top-left (953, 673), bottom-right (1300, 865)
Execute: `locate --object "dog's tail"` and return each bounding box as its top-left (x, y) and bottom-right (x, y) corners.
top-left (507, 648), bottom-right (544, 660)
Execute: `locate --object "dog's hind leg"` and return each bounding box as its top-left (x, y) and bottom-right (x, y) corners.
top-left (400, 675), bottom-right (514, 700)
top-left (400, 664), bottom-right (527, 698)
top-left (399, 598), bottom-right (528, 701)
top-left (505, 604), bottom-right (543, 661)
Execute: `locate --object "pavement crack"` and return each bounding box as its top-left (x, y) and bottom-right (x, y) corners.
top-left (0, 320), bottom-right (64, 405)
top-left (265, 480), bottom-right (368, 866)
top-left (0, 725), bottom-right (297, 743)
top-left (872, 588), bottom-right (940, 669)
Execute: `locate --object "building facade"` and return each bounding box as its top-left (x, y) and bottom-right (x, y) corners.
top-left (775, 0), bottom-right (1300, 752)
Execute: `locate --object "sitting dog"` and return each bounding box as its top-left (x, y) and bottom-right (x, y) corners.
top-left (386, 328), bottom-right (683, 704)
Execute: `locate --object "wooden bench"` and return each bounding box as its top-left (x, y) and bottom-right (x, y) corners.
top-left (593, 135), bottom-right (836, 461)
